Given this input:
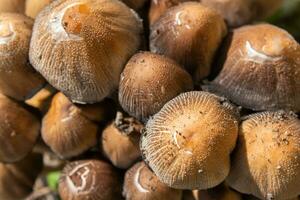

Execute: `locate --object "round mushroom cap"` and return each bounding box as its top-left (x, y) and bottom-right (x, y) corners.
top-left (123, 161), bottom-right (183, 200)
top-left (0, 153), bottom-right (43, 200)
top-left (0, 94), bottom-right (40, 163)
top-left (148, 0), bottom-right (195, 26)
top-left (42, 92), bottom-right (109, 159)
top-left (227, 111), bottom-right (300, 200)
top-left (102, 112), bottom-right (143, 169)
top-left (59, 160), bottom-right (122, 200)
top-left (0, 13), bottom-right (46, 101)
top-left (150, 2), bottom-right (227, 82)
top-left (29, 0), bottom-right (143, 104)
top-left (205, 24), bottom-right (300, 112)
top-left (119, 52), bottom-right (193, 122)
top-left (25, 0), bottom-right (52, 18)
top-left (140, 91), bottom-right (239, 189)
top-left (0, 0), bottom-right (25, 13)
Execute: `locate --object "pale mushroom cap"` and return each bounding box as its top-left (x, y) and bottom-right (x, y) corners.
top-left (150, 2), bottom-right (227, 82)
top-left (123, 161), bottom-right (183, 200)
top-left (102, 112), bottom-right (143, 169)
top-left (206, 24), bottom-right (300, 112)
top-left (227, 111), bottom-right (300, 200)
top-left (119, 52), bottom-right (193, 121)
top-left (0, 94), bottom-right (40, 163)
top-left (0, 0), bottom-right (25, 13)
top-left (42, 92), bottom-right (98, 159)
top-left (148, 0), bottom-right (194, 26)
top-left (59, 160), bottom-right (122, 200)
top-left (0, 153), bottom-right (43, 200)
top-left (140, 91), bottom-right (239, 189)
top-left (30, 0), bottom-right (143, 103)
top-left (0, 13), bottom-right (46, 101)
top-left (25, 0), bottom-right (52, 18)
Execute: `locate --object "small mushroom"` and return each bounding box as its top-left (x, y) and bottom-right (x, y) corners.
top-left (150, 2), bottom-right (227, 82)
top-left (123, 161), bottom-right (183, 200)
top-left (59, 159), bottom-right (122, 200)
top-left (0, 13), bottom-right (46, 101)
top-left (148, 0), bottom-right (195, 26)
top-left (227, 111), bottom-right (300, 200)
top-left (42, 92), bottom-right (115, 159)
top-left (0, 93), bottom-right (40, 163)
top-left (101, 111), bottom-right (143, 169)
top-left (140, 91), bottom-right (239, 189)
top-left (204, 24), bottom-right (300, 112)
top-left (25, 84), bottom-right (57, 114)
top-left (0, 0), bottom-right (25, 13)
top-left (0, 153), bottom-right (43, 200)
top-left (29, 0), bottom-right (143, 103)
top-left (25, 0), bottom-right (52, 18)
top-left (119, 51), bottom-right (193, 121)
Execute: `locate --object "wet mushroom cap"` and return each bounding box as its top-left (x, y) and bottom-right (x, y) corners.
top-left (0, 0), bottom-right (25, 13)
top-left (227, 111), bottom-right (300, 200)
top-left (59, 159), bottom-right (122, 200)
top-left (42, 92), bottom-right (107, 159)
top-left (0, 153), bottom-right (43, 200)
top-left (29, 0), bottom-right (143, 103)
top-left (102, 112), bottom-right (143, 169)
top-left (148, 0), bottom-right (195, 26)
top-left (0, 13), bottom-right (46, 101)
top-left (25, 0), bottom-right (52, 18)
top-left (119, 51), bottom-right (193, 121)
top-left (141, 91), bottom-right (239, 189)
top-left (0, 94), bottom-right (40, 163)
top-left (123, 161), bottom-right (183, 200)
top-left (150, 2), bottom-right (227, 82)
top-left (205, 24), bottom-right (300, 112)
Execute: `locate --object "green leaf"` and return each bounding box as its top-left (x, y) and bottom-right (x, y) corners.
top-left (46, 171), bottom-right (61, 191)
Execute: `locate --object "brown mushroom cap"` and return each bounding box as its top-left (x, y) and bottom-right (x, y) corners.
top-left (25, 0), bottom-right (52, 18)
top-left (148, 0), bottom-right (194, 26)
top-left (59, 159), bottom-right (122, 200)
top-left (227, 111), bottom-right (300, 200)
top-left (0, 153), bottom-right (43, 200)
top-left (0, 94), bottom-right (40, 163)
top-left (123, 161), bottom-right (183, 200)
top-left (102, 112), bottom-right (143, 169)
top-left (150, 2), bottom-right (227, 82)
top-left (0, 0), bottom-right (25, 13)
top-left (42, 92), bottom-right (115, 159)
top-left (119, 51), bottom-right (193, 121)
top-left (29, 0), bottom-right (143, 104)
top-left (205, 24), bottom-right (300, 112)
top-left (140, 91), bottom-right (239, 189)
top-left (0, 13), bottom-right (46, 101)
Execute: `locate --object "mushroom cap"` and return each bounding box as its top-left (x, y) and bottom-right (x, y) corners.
top-left (0, 153), bottom-right (43, 200)
top-left (150, 2), bottom-right (227, 82)
top-left (0, 13), bottom-right (46, 101)
top-left (227, 111), bottom-right (300, 200)
top-left (59, 159), bottom-right (122, 200)
top-left (148, 0), bottom-right (194, 26)
top-left (205, 24), bottom-right (300, 112)
top-left (25, 0), bottom-right (52, 18)
top-left (29, 0), bottom-right (143, 103)
top-left (102, 112), bottom-right (143, 169)
top-left (119, 51), bottom-right (193, 121)
top-left (0, 94), bottom-right (40, 163)
top-left (42, 92), bottom-right (106, 159)
top-left (123, 161), bottom-right (183, 200)
top-left (0, 0), bottom-right (25, 13)
top-left (140, 91), bottom-right (239, 189)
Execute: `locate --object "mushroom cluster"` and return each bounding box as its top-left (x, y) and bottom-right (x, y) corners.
top-left (0, 0), bottom-right (299, 200)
